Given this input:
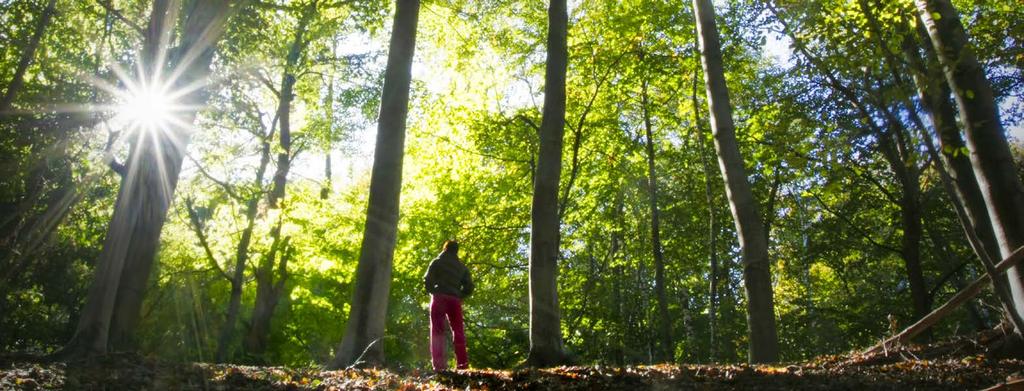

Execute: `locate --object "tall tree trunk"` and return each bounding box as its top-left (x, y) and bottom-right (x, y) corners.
top-left (525, 0), bottom-right (569, 368)
top-left (875, 126), bottom-right (930, 323)
top-left (214, 210), bottom-right (252, 362)
top-left (212, 131), bottom-right (273, 362)
top-left (640, 80), bottom-right (673, 363)
top-left (902, 28), bottom-right (1002, 263)
top-left (915, 0), bottom-right (1024, 330)
top-left (903, 38), bottom-right (1024, 337)
top-left (330, 0), bottom-right (419, 368)
top-left (610, 186), bottom-right (625, 366)
top-left (322, 40), bottom-right (336, 201)
top-left (268, 2), bottom-right (314, 208)
top-left (692, 62), bottom-right (719, 363)
top-left (0, 0), bottom-right (57, 113)
top-left (237, 3), bottom-right (315, 361)
top-left (60, 0), bottom-right (232, 357)
top-left (692, 0), bottom-right (779, 363)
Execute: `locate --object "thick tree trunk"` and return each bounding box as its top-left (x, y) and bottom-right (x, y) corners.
top-left (915, 0), bottom-right (1024, 329)
top-left (0, 0), bottom-right (56, 113)
top-left (525, 0), bottom-right (569, 368)
top-left (268, 73), bottom-right (296, 209)
top-left (640, 80), bottom-right (674, 363)
top-left (330, 0), bottom-right (419, 368)
top-left (692, 0), bottom-right (779, 363)
top-left (903, 15), bottom-right (1019, 329)
top-left (903, 28), bottom-right (1003, 268)
top-left (61, 0), bottom-right (232, 357)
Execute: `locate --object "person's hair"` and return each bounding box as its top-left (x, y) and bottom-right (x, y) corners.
top-left (442, 240), bottom-right (459, 255)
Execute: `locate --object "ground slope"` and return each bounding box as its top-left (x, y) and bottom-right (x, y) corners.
top-left (2, 329), bottom-right (1021, 390)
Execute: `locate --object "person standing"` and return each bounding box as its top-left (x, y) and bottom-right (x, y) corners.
top-left (424, 240), bottom-right (474, 370)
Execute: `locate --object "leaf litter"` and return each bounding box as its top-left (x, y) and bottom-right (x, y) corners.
top-left (1, 328), bottom-right (1021, 390)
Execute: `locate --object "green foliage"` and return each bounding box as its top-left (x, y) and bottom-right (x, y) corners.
top-left (1, 0), bottom-right (1019, 368)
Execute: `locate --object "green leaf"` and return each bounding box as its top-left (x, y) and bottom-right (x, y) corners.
top-left (965, 89), bottom-right (975, 99)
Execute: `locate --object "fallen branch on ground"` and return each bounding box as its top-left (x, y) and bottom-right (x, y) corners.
top-left (864, 246), bottom-right (1024, 355)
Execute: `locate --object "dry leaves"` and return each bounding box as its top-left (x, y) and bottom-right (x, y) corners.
top-left (1, 330), bottom-right (1021, 390)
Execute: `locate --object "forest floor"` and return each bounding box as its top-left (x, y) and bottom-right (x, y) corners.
top-left (2, 328), bottom-right (1022, 390)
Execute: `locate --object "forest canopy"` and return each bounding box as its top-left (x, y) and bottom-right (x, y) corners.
top-left (1, 0), bottom-right (1023, 371)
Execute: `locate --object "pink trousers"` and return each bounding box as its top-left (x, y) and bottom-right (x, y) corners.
top-left (430, 293), bottom-right (468, 370)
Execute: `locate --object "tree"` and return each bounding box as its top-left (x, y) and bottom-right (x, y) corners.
top-left (902, 25), bottom-right (1002, 266)
top-left (58, 0), bottom-right (234, 358)
top-left (915, 0), bottom-right (1024, 332)
top-left (692, 0), bottom-right (779, 363)
top-left (640, 76), bottom-right (673, 363)
top-left (0, 0), bottom-right (56, 113)
top-left (330, 0), bottom-right (420, 368)
top-left (692, 61), bottom-right (720, 363)
top-left (222, 0), bottom-right (318, 363)
top-left (525, 0), bottom-right (569, 368)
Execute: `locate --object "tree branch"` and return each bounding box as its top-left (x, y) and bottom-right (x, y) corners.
top-left (808, 191), bottom-right (901, 254)
top-left (864, 246), bottom-right (1024, 354)
top-left (185, 198), bottom-right (231, 282)
top-left (187, 153), bottom-right (243, 201)
top-left (96, 0), bottom-right (146, 36)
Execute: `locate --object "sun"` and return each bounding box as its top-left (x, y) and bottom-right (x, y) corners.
top-left (115, 81), bottom-right (179, 133)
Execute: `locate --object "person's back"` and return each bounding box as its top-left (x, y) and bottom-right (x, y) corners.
top-left (423, 240), bottom-right (473, 371)
top-left (424, 251), bottom-right (473, 298)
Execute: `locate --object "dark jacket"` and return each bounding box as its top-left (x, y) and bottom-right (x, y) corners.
top-left (424, 252), bottom-right (474, 298)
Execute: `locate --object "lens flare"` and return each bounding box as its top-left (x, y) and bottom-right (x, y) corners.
top-left (116, 83), bottom-right (176, 132)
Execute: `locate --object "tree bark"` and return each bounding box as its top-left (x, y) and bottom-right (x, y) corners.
top-left (60, 0), bottom-right (232, 358)
top-left (876, 125), bottom-right (931, 323)
top-left (268, 2), bottom-right (314, 208)
top-left (243, 232), bottom-right (292, 359)
top-left (525, 0), bottom-right (569, 368)
top-left (237, 2), bottom-right (315, 361)
top-left (692, 61), bottom-right (719, 363)
top-left (915, 0), bottom-right (1024, 330)
top-left (329, 0), bottom-right (419, 368)
top-left (212, 129), bottom-right (274, 362)
top-left (901, 17), bottom-right (1003, 265)
top-left (0, 0), bottom-right (57, 113)
top-left (322, 40), bottom-right (336, 201)
top-left (640, 80), bottom-right (673, 363)
top-left (610, 186), bottom-right (625, 365)
top-left (693, 0), bottom-right (779, 363)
